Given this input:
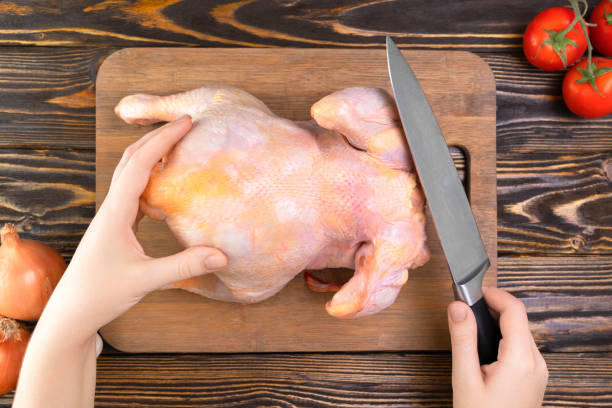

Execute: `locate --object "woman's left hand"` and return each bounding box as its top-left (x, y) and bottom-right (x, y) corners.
top-left (42, 115), bottom-right (227, 347)
top-left (14, 115), bottom-right (227, 408)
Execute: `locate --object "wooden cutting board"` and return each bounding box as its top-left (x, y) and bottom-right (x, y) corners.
top-left (96, 48), bottom-right (496, 353)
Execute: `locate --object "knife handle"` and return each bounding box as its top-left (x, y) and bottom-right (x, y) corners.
top-left (470, 297), bottom-right (501, 365)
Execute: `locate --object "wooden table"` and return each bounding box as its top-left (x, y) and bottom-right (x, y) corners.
top-left (0, 1), bottom-right (610, 406)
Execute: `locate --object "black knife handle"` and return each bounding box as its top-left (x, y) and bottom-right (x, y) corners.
top-left (470, 297), bottom-right (501, 365)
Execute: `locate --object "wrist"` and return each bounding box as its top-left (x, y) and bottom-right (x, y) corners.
top-left (32, 315), bottom-right (99, 353)
top-left (33, 293), bottom-right (100, 351)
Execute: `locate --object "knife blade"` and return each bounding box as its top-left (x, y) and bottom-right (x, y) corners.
top-left (386, 36), bottom-right (501, 365)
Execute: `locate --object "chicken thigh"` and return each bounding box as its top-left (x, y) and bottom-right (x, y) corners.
top-left (114, 86), bottom-right (429, 318)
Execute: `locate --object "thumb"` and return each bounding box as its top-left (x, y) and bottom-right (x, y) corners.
top-left (144, 246), bottom-right (227, 291)
top-left (448, 301), bottom-right (484, 388)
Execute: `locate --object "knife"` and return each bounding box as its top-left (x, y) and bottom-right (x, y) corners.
top-left (386, 36), bottom-right (501, 365)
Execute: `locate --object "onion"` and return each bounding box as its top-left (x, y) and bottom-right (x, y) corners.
top-left (0, 224), bottom-right (66, 321)
top-left (0, 317), bottom-right (30, 395)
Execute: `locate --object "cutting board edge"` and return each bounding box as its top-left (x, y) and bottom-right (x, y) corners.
top-left (95, 48), bottom-right (498, 353)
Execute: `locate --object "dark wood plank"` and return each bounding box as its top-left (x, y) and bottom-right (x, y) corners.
top-left (2, 49), bottom-right (610, 155)
top-left (491, 54), bottom-right (611, 256)
top-left (2, 352), bottom-right (609, 407)
top-left (90, 352), bottom-right (612, 408)
top-left (0, 0), bottom-right (567, 50)
top-left (0, 148), bottom-right (94, 259)
top-left (498, 256), bottom-right (612, 352)
top-left (489, 53), bottom-right (612, 154)
top-left (497, 153), bottom-right (612, 255)
top-left (0, 47), bottom-right (110, 149)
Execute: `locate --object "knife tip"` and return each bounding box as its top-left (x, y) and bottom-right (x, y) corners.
top-left (386, 36), bottom-right (399, 54)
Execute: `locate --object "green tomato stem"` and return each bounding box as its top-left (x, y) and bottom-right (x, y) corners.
top-left (567, 0), bottom-right (612, 95)
top-left (605, 1), bottom-right (612, 25)
top-left (538, 0), bottom-right (590, 68)
top-left (558, 0), bottom-right (584, 38)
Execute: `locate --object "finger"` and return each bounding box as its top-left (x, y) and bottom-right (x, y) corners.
top-left (447, 301), bottom-right (484, 389)
top-left (118, 115), bottom-right (191, 200)
top-left (111, 121), bottom-right (172, 184)
top-left (132, 208), bottom-right (145, 234)
top-left (113, 115), bottom-right (191, 186)
top-left (109, 115), bottom-right (192, 222)
top-left (531, 338), bottom-right (542, 366)
top-left (111, 132), bottom-right (154, 185)
top-left (534, 341), bottom-right (549, 384)
top-left (482, 287), bottom-right (534, 360)
top-left (530, 335), bottom-right (548, 374)
top-left (140, 246), bottom-right (227, 292)
top-left (487, 304), bottom-right (500, 321)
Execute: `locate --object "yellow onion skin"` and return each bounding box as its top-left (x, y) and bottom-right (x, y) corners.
top-left (0, 317), bottom-right (30, 395)
top-left (0, 224), bottom-right (66, 321)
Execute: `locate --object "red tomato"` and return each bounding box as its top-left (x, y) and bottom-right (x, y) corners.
top-left (590, 0), bottom-right (612, 57)
top-left (563, 57), bottom-right (612, 118)
top-left (523, 7), bottom-right (588, 71)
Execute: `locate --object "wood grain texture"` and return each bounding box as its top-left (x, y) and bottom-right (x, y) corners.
top-left (490, 54), bottom-right (612, 154)
top-left (0, 148), bottom-right (94, 259)
top-left (498, 153), bottom-right (612, 255)
top-left (2, 352), bottom-right (610, 407)
top-left (90, 352), bottom-right (612, 408)
top-left (2, 49), bottom-right (610, 154)
top-left (89, 352), bottom-right (611, 408)
top-left (0, 47), bottom-right (110, 149)
top-left (498, 256), bottom-right (612, 352)
top-left (96, 48), bottom-right (496, 353)
top-left (489, 53), bottom-right (612, 254)
top-left (0, 0), bottom-right (567, 50)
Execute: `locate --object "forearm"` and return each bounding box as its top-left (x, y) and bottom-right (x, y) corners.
top-left (13, 324), bottom-right (97, 408)
top-left (13, 283), bottom-right (99, 408)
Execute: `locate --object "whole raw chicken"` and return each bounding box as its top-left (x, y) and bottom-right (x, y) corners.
top-left (114, 86), bottom-right (430, 318)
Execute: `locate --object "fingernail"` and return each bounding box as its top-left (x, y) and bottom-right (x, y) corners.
top-left (204, 253), bottom-right (227, 270)
top-left (449, 302), bottom-right (467, 323)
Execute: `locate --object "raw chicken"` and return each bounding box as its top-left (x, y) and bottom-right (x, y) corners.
top-left (114, 86), bottom-right (430, 318)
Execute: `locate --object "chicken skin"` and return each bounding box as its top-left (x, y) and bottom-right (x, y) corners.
top-left (114, 86), bottom-right (429, 318)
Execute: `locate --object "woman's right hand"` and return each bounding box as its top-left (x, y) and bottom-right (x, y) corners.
top-left (448, 287), bottom-right (548, 408)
